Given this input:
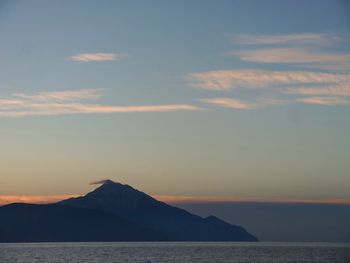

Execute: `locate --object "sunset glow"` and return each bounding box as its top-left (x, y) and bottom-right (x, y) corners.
top-left (1, 194), bottom-right (349, 206)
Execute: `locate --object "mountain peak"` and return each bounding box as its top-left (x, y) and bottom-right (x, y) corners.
top-left (90, 179), bottom-right (119, 186)
top-left (62, 180), bottom-right (160, 215)
top-left (102, 179), bottom-right (115, 184)
top-left (99, 179), bottom-right (123, 188)
top-left (56, 181), bottom-right (257, 242)
top-left (89, 180), bottom-right (137, 194)
top-left (93, 180), bottom-right (138, 194)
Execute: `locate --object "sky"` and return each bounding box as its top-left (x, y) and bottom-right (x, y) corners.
top-left (0, 0), bottom-right (350, 205)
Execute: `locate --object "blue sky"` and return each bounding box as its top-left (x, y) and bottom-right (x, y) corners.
top-left (0, 0), bottom-right (349, 203)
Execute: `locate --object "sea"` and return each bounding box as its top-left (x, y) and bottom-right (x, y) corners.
top-left (0, 242), bottom-right (349, 263)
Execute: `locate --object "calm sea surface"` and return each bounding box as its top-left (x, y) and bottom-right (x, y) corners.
top-left (0, 242), bottom-right (349, 263)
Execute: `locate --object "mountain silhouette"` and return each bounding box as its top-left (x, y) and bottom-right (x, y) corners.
top-left (59, 180), bottom-right (257, 241)
top-left (0, 180), bottom-right (257, 242)
top-left (0, 202), bottom-right (166, 242)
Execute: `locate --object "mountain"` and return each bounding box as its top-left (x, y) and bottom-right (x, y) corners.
top-left (58, 180), bottom-right (257, 241)
top-left (0, 180), bottom-right (257, 242)
top-left (0, 203), bottom-right (166, 242)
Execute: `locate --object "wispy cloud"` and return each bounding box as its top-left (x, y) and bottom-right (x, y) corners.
top-left (189, 69), bottom-right (350, 108)
top-left (13, 89), bottom-right (102, 101)
top-left (199, 97), bottom-right (287, 110)
top-left (230, 33), bottom-right (350, 72)
top-left (70, 53), bottom-right (124, 62)
top-left (284, 83), bottom-right (350, 96)
top-left (234, 48), bottom-right (350, 64)
top-left (188, 32), bottom-right (350, 110)
top-left (199, 98), bottom-right (258, 110)
top-left (232, 33), bottom-right (340, 45)
top-left (297, 96), bottom-right (350, 106)
top-left (0, 89), bottom-right (200, 117)
top-left (189, 69), bottom-right (350, 91)
top-left (90, 179), bottom-right (112, 185)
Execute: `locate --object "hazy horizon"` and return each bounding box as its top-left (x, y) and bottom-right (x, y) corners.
top-left (1, 180), bottom-right (349, 242)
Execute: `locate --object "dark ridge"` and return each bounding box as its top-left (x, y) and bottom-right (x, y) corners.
top-left (0, 180), bottom-right (257, 242)
top-left (0, 203), bottom-right (166, 242)
top-left (58, 181), bottom-right (258, 242)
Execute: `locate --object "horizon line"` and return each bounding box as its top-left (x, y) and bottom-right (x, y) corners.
top-left (1, 194), bottom-right (349, 206)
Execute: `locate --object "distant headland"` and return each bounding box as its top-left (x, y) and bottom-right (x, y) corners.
top-left (0, 180), bottom-right (257, 242)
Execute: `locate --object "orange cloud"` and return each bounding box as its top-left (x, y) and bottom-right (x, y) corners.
top-left (1, 194), bottom-right (349, 206)
top-left (154, 195), bottom-right (350, 205)
top-left (0, 195), bottom-right (79, 205)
